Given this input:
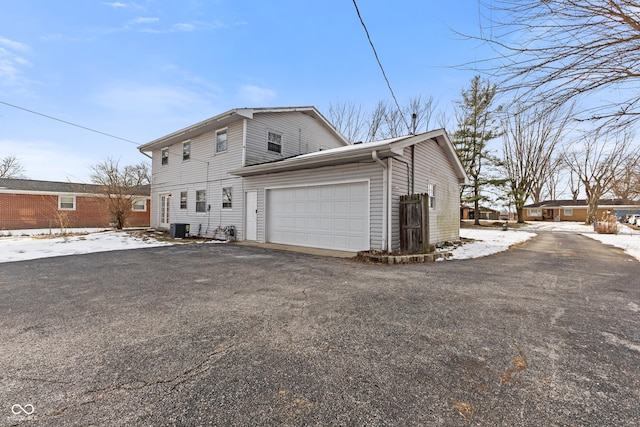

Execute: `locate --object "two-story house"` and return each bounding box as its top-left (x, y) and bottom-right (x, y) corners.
top-left (138, 106), bottom-right (467, 253)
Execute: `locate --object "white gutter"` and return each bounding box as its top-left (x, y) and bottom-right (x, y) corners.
top-left (372, 150), bottom-right (389, 252)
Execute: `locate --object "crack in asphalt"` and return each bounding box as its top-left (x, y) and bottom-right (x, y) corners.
top-left (43, 344), bottom-right (234, 420)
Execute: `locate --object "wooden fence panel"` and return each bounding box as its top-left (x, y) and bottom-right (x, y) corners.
top-left (400, 193), bottom-right (430, 254)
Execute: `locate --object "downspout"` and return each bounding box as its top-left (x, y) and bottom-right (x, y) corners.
top-left (372, 150), bottom-right (389, 252)
top-left (241, 118), bottom-right (248, 167)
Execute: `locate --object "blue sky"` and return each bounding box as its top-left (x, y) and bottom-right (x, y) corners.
top-left (0, 0), bottom-right (491, 182)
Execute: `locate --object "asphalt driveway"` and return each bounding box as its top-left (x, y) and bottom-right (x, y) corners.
top-left (1, 232), bottom-right (639, 426)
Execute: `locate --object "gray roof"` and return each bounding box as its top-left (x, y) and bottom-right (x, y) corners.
top-left (138, 106), bottom-right (349, 152)
top-left (230, 129), bottom-right (469, 184)
top-left (0, 178), bottom-right (150, 196)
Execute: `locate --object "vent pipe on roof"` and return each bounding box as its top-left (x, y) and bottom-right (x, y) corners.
top-left (411, 113), bottom-right (417, 135)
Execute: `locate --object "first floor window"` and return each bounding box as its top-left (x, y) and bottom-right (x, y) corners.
top-left (564, 208), bottom-right (573, 217)
top-left (216, 129), bottom-right (227, 153)
top-left (427, 184), bottom-right (436, 209)
top-left (161, 148), bottom-right (169, 165)
top-left (267, 131), bottom-right (282, 153)
top-left (58, 195), bottom-right (76, 210)
top-left (132, 199), bottom-right (147, 212)
top-left (196, 190), bottom-right (206, 212)
top-left (528, 208), bottom-right (542, 217)
top-left (222, 187), bottom-right (232, 209)
top-left (180, 191), bottom-right (187, 209)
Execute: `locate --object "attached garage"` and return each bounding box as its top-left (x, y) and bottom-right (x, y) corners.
top-left (266, 181), bottom-right (369, 252)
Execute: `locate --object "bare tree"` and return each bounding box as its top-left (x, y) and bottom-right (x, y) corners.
top-left (327, 101), bottom-right (368, 143)
top-left (562, 129), bottom-right (639, 223)
top-left (90, 158), bottom-right (150, 229)
top-left (501, 102), bottom-right (572, 222)
top-left (0, 154), bottom-right (26, 178)
top-left (327, 96), bottom-right (439, 143)
top-left (476, 0), bottom-right (640, 129)
top-left (610, 155), bottom-right (640, 203)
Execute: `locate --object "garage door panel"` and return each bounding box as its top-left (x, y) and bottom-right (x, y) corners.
top-left (267, 182), bottom-right (369, 252)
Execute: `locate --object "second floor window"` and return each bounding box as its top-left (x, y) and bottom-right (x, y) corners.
top-left (267, 131), bottom-right (282, 154)
top-left (216, 129), bottom-right (227, 153)
top-left (196, 190), bottom-right (206, 212)
top-left (182, 141), bottom-right (191, 161)
top-left (161, 148), bottom-right (169, 165)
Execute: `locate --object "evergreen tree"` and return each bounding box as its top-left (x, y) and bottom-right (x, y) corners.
top-left (453, 75), bottom-right (503, 225)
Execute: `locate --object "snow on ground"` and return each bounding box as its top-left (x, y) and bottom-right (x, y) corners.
top-left (0, 229), bottom-right (172, 264)
top-left (0, 221), bottom-right (638, 264)
top-left (449, 228), bottom-right (537, 260)
top-left (448, 221), bottom-right (640, 262)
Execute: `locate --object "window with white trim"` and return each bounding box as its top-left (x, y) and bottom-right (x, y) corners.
top-left (222, 187), bottom-right (232, 209)
top-left (528, 208), bottom-right (542, 217)
top-left (132, 199), bottom-right (147, 212)
top-left (180, 191), bottom-right (187, 209)
top-left (267, 131), bottom-right (282, 154)
top-left (182, 141), bottom-right (191, 161)
top-left (161, 148), bottom-right (169, 165)
top-left (196, 190), bottom-right (206, 213)
top-left (564, 208), bottom-right (573, 217)
top-left (58, 195), bottom-right (76, 210)
top-left (427, 184), bottom-right (436, 209)
top-left (216, 129), bottom-right (227, 153)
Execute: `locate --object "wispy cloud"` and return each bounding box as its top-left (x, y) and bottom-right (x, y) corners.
top-left (139, 20), bottom-right (225, 34)
top-left (104, 2), bottom-right (144, 10)
top-left (237, 85), bottom-right (277, 105)
top-left (0, 37), bottom-right (32, 92)
top-left (131, 17), bottom-right (159, 24)
top-left (104, 2), bottom-right (127, 8)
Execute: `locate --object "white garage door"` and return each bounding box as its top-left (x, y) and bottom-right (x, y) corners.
top-left (267, 181), bottom-right (369, 252)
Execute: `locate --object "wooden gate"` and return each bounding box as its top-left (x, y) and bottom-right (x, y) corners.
top-left (400, 193), bottom-right (430, 253)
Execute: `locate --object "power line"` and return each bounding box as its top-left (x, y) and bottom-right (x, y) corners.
top-left (351, 0), bottom-right (410, 131)
top-left (0, 100), bottom-right (141, 145)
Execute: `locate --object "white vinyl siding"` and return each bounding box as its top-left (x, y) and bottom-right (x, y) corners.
top-left (148, 120), bottom-right (244, 237)
top-left (245, 112), bottom-right (347, 166)
top-left (389, 141), bottom-right (461, 250)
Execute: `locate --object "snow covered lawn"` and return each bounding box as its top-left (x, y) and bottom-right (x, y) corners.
top-left (1, 221), bottom-right (638, 264)
top-left (0, 229), bottom-right (172, 263)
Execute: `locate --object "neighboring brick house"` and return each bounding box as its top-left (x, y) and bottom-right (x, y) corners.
top-left (0, 178), bottom-right (151, 230)
top-left (522, 199), bottom-right (640, 222)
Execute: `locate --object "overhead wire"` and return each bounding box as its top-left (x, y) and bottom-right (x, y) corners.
top-left (0, 99), bottom-right (211, 164)
top-left (351, 0), bottom-right (410, 131)
top-left (0, 99), bottom-right (141, 145)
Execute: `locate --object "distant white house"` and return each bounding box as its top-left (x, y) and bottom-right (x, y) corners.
top-left (138, 106), bottom-right (467, 252)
